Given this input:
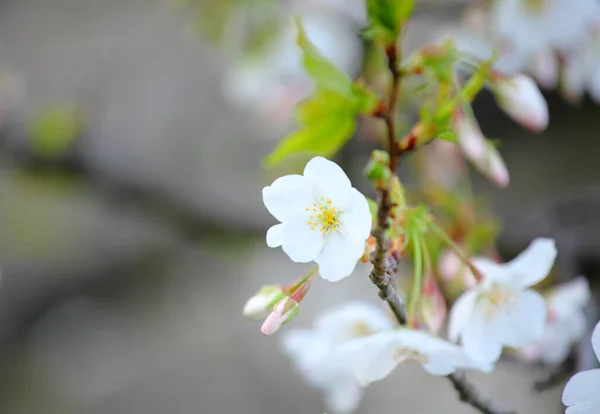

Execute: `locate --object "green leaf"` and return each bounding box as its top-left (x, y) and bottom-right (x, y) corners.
top-left (263, 112), bottom-right (356, 167)
top-left (29, 106), bottom-right (82, 158)
top-left (295, 17), bottom-right (354, 98)
top-left (365, 0), bottom-right (415, 44)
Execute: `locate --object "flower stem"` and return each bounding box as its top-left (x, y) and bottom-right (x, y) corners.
top-left (408, 227), bottom-right (423, 319)
top-left (426, 220), bottom-right (483, 281)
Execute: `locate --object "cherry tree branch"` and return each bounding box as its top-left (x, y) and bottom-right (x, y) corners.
top-left (368, 43), bottom-right (407, 326)
top-left (448, 371), bottom-right (516, 414)
top-left (367, 43), bottom-right (515, 414)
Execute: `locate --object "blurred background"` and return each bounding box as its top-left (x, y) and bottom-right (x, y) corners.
top-left (0, 0), bottom-right (598, 413)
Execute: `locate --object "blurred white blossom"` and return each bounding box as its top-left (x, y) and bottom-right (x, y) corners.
top-left (519, 277), bottom-right (591, 365)
top-left (263, 156), bottom-right (372, 282)
top-left (449, 238), bottom-right (556, 363)
top-left (447, 0), bottom-right (600, 105)
top-left (562, 320), bottom-right (600, 413)
top-left (222, 5), bottom-right (362, 130)
top-left (340, 328), bottom-right (493, 386)
top-left (281, 302), bottom-right (394, 413)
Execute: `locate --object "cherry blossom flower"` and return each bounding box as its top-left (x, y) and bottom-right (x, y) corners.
top-left (340, 328), bottom-right (493, 386)
top-left (491, 0), bottom-right (600, 57)
top-left (449, 238), bottom-right (557, 363)
top-left (519, 277), bottom-right (591, 365)
top-left (562, 320), bottom-right (600, 413)
top-left (263, 156), bottom-right (372, 282)
top-left (493, 74), bottom-right (549, 132)
top-left (281, 302), bottom-right (394, 413)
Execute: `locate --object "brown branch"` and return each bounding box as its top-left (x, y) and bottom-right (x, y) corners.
top-left (448, 371), bottom-right (516, 414)
top-left (367, 42), bottom-right (515, 414)
top-left (367, 42), bottom-right (407, 326)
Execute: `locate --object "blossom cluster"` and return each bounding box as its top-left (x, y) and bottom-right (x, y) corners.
top-left (449, 0), bottom-right (600, 104)
top-left (243, 155), bottom-right (596, 413)
top-left (233, 1), bottom-right (599, 412)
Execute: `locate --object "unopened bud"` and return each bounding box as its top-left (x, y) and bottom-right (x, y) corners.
top-left (260, 297), bottom-right (299, 336)
top-left (420, 275), bottom-right (447, 334)
top-left (438, 250), bottom-right (476, 289)
top-left (364, 150), bottom-right (391, 187)
top-left (493, 74), bottom-right (548, 133)
top-left (243, 285), bottom-right (285, 320)
top-left (454, 111), bottom-right (509, 188)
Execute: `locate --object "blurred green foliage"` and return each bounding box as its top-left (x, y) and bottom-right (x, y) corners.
top-left (29, 106), bottom-right (82, 158)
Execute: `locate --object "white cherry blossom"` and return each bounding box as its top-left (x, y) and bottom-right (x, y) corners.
top-left (340, 328), bottom-right (493, 386)
top-left (263, 156), bottom-right (372, 282)
top-left (562, 320), bottom-right (600, 413)
top-left (281, 302), bottom-right (394, 413)
top-left (519, 277), bottom-right (591, 365)
top-left (449, 238), bottom-right (557, 363)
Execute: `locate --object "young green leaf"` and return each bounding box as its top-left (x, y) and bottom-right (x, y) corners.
top-left (365, 0), bottom-right (415, 44)
top-left (295, 17), bottom-right (354, 98)
top-left (263, 112), bottom-right (356, 167)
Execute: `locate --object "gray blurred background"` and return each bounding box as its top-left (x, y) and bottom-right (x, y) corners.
top-left (0, 0), bottom-right (598, 413)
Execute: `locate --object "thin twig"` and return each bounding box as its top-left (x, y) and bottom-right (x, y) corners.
top-left (448, 371), bottom-right (516, 414)
top-left (367, 42), bottom-right (514, 414)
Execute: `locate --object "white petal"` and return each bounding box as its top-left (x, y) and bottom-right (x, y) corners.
top-left (340, 332), bottom-right (399, 386)
top-left (506, 238), bottom-right (557, 289)
top-left (339, 188), bottom-right (372, 241)
top-left (548, 276), bottom-right (591, 313)
top-left (592, 321), bottom-right (600, 362)
top-left (315, 232), bottom-right (365, 282)
top-left (501, 290), bottom-right (547, 347)
top-left (461, 300), bottom-right (504, 363)
top-left (449, 290), bottom-right (478, 342)
top-left (471, 257), bottom-right (511, 288)
top-left (280, 329), bottom-right (322, 357)
top-left (422, 351), bottom-right (462, 376)
top-left (563, 369), bottom-right (600, 407)
top-left (303, 157), bottom-right (352, 209)
top-left (266, 223), bottom-right (285, 247)
top-left (566, 401), bottom-right (600, 414)
top-left (324, 378), bottom-right (363, 414)
top-left (281, 224), bottom-right (324, 263)
top-left (314, 301), bottom-right (394, 341)
top-left (262, 174), bottom-right (317, 222)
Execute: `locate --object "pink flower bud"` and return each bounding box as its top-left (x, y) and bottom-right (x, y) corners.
top-left (420, 275), bottom-right (447, 334)
top-left (454, 112), bottom-right (509, 188)
top-left (438, 250), bottom-right (476, 289)
top-left (494, 74), bottom-right (549, 132)
top-left (242, 286), bottom-right (285, 320)
top-left (260, 297), bottom-right (299, 336)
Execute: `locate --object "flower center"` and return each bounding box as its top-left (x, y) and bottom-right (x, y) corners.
top-left (484, 285), bottom-right (517, 321)
top-left (394, 347), bottom-right (429, 365)
top-left (350, 321), bottom-right (375, 338)
top-left (305, 197), bottom-right (340, 234)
